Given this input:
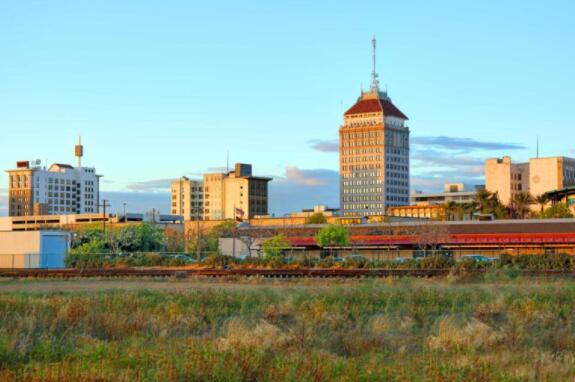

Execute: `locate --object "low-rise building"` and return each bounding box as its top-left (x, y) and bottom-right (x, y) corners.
top-left (411, 183), bottom-right (481, 205)
top-left (387, 203), bottom-right (446, 220)
top-left (0, 231), bottom-right (70, 268)
top-left (289, 205), bottom-right (340, 218)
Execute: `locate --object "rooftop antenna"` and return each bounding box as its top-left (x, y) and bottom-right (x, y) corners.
top-left (226, 151), bottom-right (229, 173)
top-left (370, 35), bottom-right (380, 91)
top-left (75, 136), bottom-right (83, 168)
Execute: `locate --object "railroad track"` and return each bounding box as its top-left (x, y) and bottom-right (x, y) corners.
top-left (0, 268), bottom-right (574, 279)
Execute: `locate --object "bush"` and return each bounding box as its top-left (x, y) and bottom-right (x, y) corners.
top-left (414, 255), bottom-right (455, 269)
top-left (261, 235), bottom-right (291, 264)
top-left (304, 212), bottom-right (327, 225)
top-left (202, 252), bottom-right (237, 268)
top-left (499, 253), bottom-right (574, 270)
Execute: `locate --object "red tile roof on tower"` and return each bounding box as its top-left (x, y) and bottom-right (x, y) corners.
top-left (344, 98), bottom-right (408, 120)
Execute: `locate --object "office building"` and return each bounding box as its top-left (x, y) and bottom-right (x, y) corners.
top-left (340, 38), bottom-right (410, 216)
top-left (411, 183), bottom-right (482, 205)
top-left (170, 177), bottom-right (204, 220)
top-left (6, 139), bottom-right (100, 216)
top-left (203, 163), bottom-right (271, 220)
top-left (486, 156), bottom-right (575, 205)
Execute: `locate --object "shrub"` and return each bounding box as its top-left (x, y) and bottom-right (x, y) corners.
top-left (304, 212), bottom-right (328, 225)
top-left (499, 253), bottom-right (574, 270)
top-left (315, 225), bottom-right (350, 248)
top-left (414, 255), bottom-right (455, 269)
top-left (261, 235), bottom-right (291, 263)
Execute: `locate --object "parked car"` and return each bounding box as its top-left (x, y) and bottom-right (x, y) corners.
top-left (459, 254), bottom-right (496, 263)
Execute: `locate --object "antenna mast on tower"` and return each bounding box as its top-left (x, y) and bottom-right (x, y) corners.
top-left (370, 36), bottom-right (380, 91)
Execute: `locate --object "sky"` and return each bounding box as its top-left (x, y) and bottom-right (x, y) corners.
top-left (1, 0), bottom-right (574, 216)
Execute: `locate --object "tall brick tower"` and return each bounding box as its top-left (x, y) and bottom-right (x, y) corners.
top-left (339, 37), bottom-right (410, 217)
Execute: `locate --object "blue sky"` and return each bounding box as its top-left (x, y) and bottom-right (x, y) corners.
top-left (1, 0), bottom-right (574, 215)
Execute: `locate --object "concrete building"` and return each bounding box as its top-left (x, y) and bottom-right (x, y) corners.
top-left (0, 231), bottom-right (70, 268)
top-left (486, 156), bottom-right (575, 205)
top-left (203, 163), bottom-right (271, 220)
top-left (0, 212), bottom-right (183, 232)
top-left (171, 177), bottom-right (204, 220)
top-left (6, 139), bottom-right (100, 216)
top-left (386, 204), bottom-right (446, 220)
top-left (289, 204), bottom-right (340, 218)
top-left (340, 38), bottom-right (410, 216)
top-left (411, 184), bottom-right (482, 205)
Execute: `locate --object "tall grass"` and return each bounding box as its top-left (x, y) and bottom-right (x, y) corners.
top-left (1, 279), bottom-right (575, 380)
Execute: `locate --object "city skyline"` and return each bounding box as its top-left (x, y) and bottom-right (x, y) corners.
top-left (1, 1), bottom-right (574, 216)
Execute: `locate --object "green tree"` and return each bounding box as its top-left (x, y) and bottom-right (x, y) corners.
top-left (542, 204), bottom-right (574, 219)
top-left (305, 212), bottom-right (328, 225)
top-left (315, 224), bottom-right (350, 248)
top-left (445, 201), bottom-right (464, 221)
top-left (473, 189), bottom-right (494, 213)
top-left (535, 194), bottom-right (549, 215)
top-left (261, 234), bottom-right (291, 261)
top-left (115, 223), bottom-right (165, 252)
top-left (509, 192), bottom-right (535, 219)
top-left (211, 220), bottom-right (237, 238)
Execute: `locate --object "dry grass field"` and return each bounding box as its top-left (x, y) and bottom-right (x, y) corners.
top-left (1, 275), bottom-right (575, 381)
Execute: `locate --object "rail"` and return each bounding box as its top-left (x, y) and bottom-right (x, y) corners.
top-left (1, 268), bottom-right (575, 278)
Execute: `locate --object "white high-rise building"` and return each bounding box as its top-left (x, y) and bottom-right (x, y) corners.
top-left (6, 139), bottom-right (101, 216)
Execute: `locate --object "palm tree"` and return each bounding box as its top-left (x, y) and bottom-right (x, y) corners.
top-left (473, 189), bottom-right (494, 214)
top-left (535, 194), bottom-right (548, 216)
top-left (510, 192), bottom-right (535, 219)
top-left (463, 201), bottom-right (478, 220)
top-left (445, 201), bottom-right (458, 221)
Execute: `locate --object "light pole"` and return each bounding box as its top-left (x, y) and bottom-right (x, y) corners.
top-left (99, 199), bottom-right (111, 233)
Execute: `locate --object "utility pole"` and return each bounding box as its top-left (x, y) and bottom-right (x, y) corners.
top-left (99, 199), bottom-right (111, 233)
top-left (196, 206), bottom-right (202, 261)
top-left (123, 203), bottom-right (127, 223)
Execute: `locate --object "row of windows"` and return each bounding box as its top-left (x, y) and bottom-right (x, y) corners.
top-left (341, 139), bottom-right (383, 147)
top-left (343, 195), bottom-right (385, 202)
top-left (341, 172), bottom-right (382, 179)
top-left (342, 203), bottom-right (385, 210)
top-left (342, 148), bottom-right (383, 155)
top-left (342, 187), bottom-right (383, 195)
top-left (342, 164), bottom-right (382, 171)
top-left (343, 179), bottom-right (383, 186)
top-left (341, 131), bottom-right (383, 139)
top-left (341, 155), bottom-right (383, 163)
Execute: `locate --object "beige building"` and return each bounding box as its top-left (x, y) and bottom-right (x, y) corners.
top-left (387, 203), bottom-right (446, 220)
top-left (289, 204), bottom-right (340, 218)
top-left (340, 38), bottom-right (410, 216)
top-left (411, 183), bottom-right (481, 205)
top-left (171, 177), bottom-right (203, 220)
top-left (486, 156), bottom-right (575, 205)
top-left (203, 163), bottom-right (271, 220)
